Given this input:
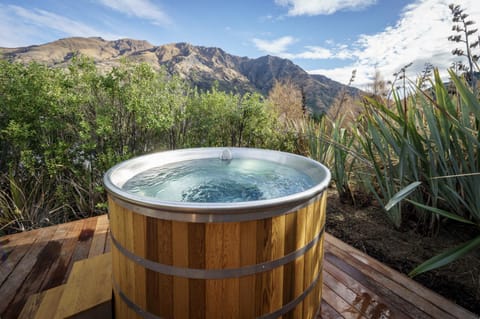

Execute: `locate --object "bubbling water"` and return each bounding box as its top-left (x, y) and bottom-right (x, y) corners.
top-left (122, 158), bottom-right (315, 203)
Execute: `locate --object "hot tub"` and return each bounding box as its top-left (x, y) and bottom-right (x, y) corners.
top-left (104, 147), bottom-right (331, 319)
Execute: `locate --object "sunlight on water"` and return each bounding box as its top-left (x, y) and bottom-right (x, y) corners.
top-left (122, 158), bottom-right (315, 203)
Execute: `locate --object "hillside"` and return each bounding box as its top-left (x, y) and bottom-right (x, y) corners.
top-left (0, 37), bottom-right (360, 113)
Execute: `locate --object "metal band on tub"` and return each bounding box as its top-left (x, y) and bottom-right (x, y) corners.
top-left (112, 261), bottom-right (323, 319)
top-left (110, 224), bottom-right (324, 279)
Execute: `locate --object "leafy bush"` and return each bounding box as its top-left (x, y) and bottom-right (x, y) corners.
top-left (0, 58), bottom-right (293, 234)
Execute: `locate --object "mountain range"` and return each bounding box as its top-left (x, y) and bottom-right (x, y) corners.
top-left (0, 37), bottom-right (360, 114)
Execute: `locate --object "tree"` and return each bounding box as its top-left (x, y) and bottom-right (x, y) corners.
top-left (367, 69), bottom-right (388, 101)
top-left (267, 79), bottom-right (304, 123)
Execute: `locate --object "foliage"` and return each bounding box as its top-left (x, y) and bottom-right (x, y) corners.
top-left (300, 115), bottom-right (363, 204)
top-left (356, 68), bottom-right (480, 276)
top-left (267, 78), bottom-right (305, 123)
top-left (183, 88), bottom-right (281, 148)
top-left (300, 42), bottom-right (480, 275)
top-left (2, 28), bottom-right (480, 279)
top-left (385, 181), bottom-right (480, 277)
top-left (0, 58), bottom-right (292, 233)
top-left (300, 70), bottom-right (362, 203)
top-left (357, 69), bottom-right (480, 229)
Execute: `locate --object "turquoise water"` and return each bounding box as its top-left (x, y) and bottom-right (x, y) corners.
top-left (122, 158), bottom-right (315, 203)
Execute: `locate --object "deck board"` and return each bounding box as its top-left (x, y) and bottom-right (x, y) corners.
top-left (0, 215), bottom-right (477, 319)
top-left (0, 225), bottom-right (59, 317)
top-left (323, 258), bottom-right (412, 319)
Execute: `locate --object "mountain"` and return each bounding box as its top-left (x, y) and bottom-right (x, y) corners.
top-left (0, 37), bottom-right (360, 114)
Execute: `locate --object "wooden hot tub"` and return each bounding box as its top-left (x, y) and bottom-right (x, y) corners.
top-left (104, 148), bottom-right (330, 319)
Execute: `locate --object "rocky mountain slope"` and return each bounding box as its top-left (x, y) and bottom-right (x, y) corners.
top-left (1, 37), bottom-right (360, 113)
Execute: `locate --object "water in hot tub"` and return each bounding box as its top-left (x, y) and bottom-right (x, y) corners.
top-left (122, 158), bottom-right (315, 203)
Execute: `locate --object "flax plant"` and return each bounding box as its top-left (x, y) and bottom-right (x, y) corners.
top-left (359, 68), bottom-right (480, 227)
top-left (367, 68), bottom-right (480, 275)
top-left (301, 114), bottom-right (363, 204)
top-left (302, 69), bottom-right (364, 203)
top-left (356, 91), bottom-right (418, 228)
top-left (300, 117), bottom-right (334, 166)
top-left (330, 115), bottom-right (358, 203)
top-left (0, 171), bottom-right (70, 234)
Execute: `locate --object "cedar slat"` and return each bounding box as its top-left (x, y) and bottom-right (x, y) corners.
top-left (271, 214), bottom-right (285, 313)
top-left (156, 218), bottom-right (173, 318)
top-left (144, 214), bottom-right (161, 313)
top-left (188, 223), bottom-right (206, 319)
top-left (303, 205), bottom-right (314, 319)
top-left (283, 212), bottom-right (296, 318)
top-left (104, 228), bottom-right (112, 253)
top-left (239, 221), bottom-right (257, 319)
top-left (205, 223), bottom-right (224, 318)
top-left (222, 222), bottom-right (240, 317)
top-left (132, 212), bottom-right (147, 311)
top-left (293, 207), bottom-right (306, 319)
top-left (325, 233), bottom-right (477, 319)
top-left (172, 221), bottom-right (189, 319)
top-left (123, 205), bottom-right (135, 308)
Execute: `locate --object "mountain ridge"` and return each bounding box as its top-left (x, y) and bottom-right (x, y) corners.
top-left (1, 37), bottom-right (360, 113)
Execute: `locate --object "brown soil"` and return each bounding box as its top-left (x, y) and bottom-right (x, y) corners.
top-left (325, 188), bottom-right (480, 316)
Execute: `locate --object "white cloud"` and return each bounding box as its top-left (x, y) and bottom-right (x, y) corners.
top-left (296, 46), bottom-right (333, 59)
top-left (252, 36), bottom-right (297, 55)
top-left (0, 5), bottom-right (121, 47)
top-left (0, 7), bottom-right (39, 47)
top-left (275, 0), bottom-right (378, 16)
top-left (10, 6), bottom-right (108, 38)
top-left (253, 36), bottom-right (353, 60)
top-left (308, 0), bottom-right (480, 88)
top-left (98, 0), bottom-right (171, 26)
top-left (310, 66), bottom-right (363, 85)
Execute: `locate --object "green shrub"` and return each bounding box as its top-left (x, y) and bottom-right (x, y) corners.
top-left (0, 58), bottom-right (291, 233)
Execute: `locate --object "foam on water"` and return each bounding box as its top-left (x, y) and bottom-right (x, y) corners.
top-left (122, 158), bottom-right (315, 203)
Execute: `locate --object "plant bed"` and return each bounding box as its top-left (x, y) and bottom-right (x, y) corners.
top-left (325, 189), bottom-right (480, 316)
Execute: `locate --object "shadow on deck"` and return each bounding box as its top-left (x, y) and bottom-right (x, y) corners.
top-left (0, 215), bottom-right (477, 319)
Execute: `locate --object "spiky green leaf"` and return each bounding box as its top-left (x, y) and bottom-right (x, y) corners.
top-left (385, 181), bottom-right (422, 211)
top-left (409, 235), bottom-right (480, 277)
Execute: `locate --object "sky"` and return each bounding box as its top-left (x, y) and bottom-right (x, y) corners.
top-left (0, 0), bottom-right (479, 89)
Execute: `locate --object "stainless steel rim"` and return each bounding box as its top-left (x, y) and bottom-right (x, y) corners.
top-left (109, 193), bottom-right (322, 222)
top-left (103, 147), bottom-right (331, 217)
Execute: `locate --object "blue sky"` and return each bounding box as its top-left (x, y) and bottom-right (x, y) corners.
top-left (0, 0), bottom-right (479, 88)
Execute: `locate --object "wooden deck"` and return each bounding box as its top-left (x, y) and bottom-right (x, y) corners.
top-left (0, 215), bottom-right (477, 319)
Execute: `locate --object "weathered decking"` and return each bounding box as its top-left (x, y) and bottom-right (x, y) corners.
top-left (0, 215), bottom-right (477, 319)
